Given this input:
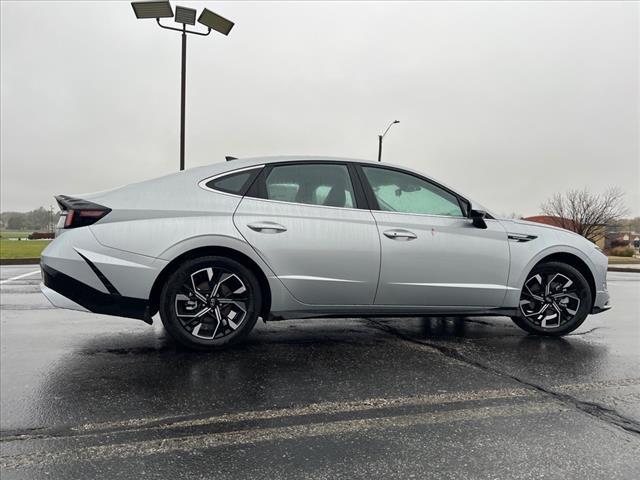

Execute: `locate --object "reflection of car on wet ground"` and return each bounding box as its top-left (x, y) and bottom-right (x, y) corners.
top-left (40, 156), bottom-right (610, 349)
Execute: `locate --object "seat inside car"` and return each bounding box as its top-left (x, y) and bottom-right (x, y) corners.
top-left (323, 184), bottom-right (346, 207)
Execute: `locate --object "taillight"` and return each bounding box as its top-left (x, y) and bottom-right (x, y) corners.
top-left (63, 210), bottom-right (75, 228)
top-left (56, 196), bottom-right (111, 229)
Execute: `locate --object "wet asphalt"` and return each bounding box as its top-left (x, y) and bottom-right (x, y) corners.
top-left (0, 265), bottom-right (639, 479)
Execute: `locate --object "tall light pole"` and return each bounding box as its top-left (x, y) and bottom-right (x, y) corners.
top-left (131, 1), bottom-right (234, 171)
top-left (377, 120), bottom-right (399, 162)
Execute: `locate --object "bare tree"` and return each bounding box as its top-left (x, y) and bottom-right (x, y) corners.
top-left (541, 187), bottom-right (628, 243)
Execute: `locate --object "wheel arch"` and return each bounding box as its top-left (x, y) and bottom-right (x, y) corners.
top-left (148, 246), bottom-right (272, 320)
top-left (532, 252), bottom-right (596, 309)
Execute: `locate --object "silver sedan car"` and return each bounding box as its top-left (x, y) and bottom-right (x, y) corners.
top-left (41, 156), bottom-right (611, 349)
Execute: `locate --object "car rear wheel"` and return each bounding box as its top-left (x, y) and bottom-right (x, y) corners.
top-left (159, 256), bottom-right (262, 350)
top-left (511, 261), bottom-right (592, 336)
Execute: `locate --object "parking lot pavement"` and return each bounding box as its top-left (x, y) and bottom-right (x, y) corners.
top-left (1, 266), bottom-right (639, 479)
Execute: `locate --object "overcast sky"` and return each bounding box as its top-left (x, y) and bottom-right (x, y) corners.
top-left (1, 0), bottom-right (638, 216)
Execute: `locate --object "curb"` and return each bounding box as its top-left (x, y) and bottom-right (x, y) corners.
top-left (607, 266), bottom-right (640, 273)
top-left (0, 258), bottom-right (40, 266)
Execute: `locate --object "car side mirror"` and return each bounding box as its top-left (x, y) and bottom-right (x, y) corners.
top-left (469, 209), bottom-right (487, 229)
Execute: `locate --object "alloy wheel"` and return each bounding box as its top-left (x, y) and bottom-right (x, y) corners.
top-left (519, 271), bottom-right (583, 329)
top-left (174, 267), bottom-right (250, 340)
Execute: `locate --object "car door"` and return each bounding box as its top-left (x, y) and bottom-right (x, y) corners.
top-left (234, 162), bottom-right (380, 306)
top-left (358, 165), bottom-right (510, 308)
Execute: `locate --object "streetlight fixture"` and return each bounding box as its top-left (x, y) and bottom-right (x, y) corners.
top-left (377, 120), bottom-right (399, 162)
top-left (131, 1), bottom-right (235, 171)
top-left (175, 6), bottom-right (196, 25)
top-left (131, 1), bottom-right (173, 19)
top-left (198, 8), bottom-right (235, 35)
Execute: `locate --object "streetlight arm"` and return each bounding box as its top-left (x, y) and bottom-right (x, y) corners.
top-left (381, 120), bottom-right (399, 140)
top-left (156, 18), bottom-right (211, 36)
top-left (378, 120), bottom-right (399, 162)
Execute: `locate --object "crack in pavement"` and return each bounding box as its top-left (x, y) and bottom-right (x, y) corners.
top-left (364, 318), bottom-right (640, 437)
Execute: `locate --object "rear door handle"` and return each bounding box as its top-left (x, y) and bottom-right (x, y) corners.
top-left (383, 229), bottom-right (417, 240)
top-left (247, 221), bottom-right (287, 233)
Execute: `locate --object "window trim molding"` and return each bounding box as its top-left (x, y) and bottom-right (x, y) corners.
top-left (198, 160), bottom-right (476, 218)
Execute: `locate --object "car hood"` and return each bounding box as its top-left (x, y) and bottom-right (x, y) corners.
top-left (507, 218), bottom-right (573, 234)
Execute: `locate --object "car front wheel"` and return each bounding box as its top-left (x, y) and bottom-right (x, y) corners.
top-left (159, 256), bottom-right (262, 350)
top-left (511, 261), bottom-right (592, 336)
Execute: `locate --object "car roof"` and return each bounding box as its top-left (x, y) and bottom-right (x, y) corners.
top-left (219, 155), bottom-right (379, 167)
top-left (208, 155), bottom-right (429, 176)
top-left (207, 156), bottom-right (449, 190)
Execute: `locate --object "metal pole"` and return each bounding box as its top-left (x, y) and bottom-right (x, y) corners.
top-left (180, 25), bottom-right (187, 171)
top-left (151, 17), bottom-right (215, 171)
top-left (377, 135), bottom-right (383, 162)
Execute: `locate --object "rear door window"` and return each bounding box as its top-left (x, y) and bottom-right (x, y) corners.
top-left (258, 164), bottom-right (357, 209)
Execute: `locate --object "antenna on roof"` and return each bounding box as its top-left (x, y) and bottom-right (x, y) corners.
top-left (225, 156), bottom-right (238, 161)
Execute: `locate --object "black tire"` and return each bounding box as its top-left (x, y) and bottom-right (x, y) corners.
top-left (159, 256), bottom-right (262, 350)
top-left (511, 261), bottom-right (592, 336)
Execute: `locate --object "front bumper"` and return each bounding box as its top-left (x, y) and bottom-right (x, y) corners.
top-left (41, 263), bottom-right (148, 320)
top-left (591, 289), bottom-right (611, 315)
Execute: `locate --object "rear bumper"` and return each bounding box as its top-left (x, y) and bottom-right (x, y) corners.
top-left (41, 263), bottom-right (148, 320)
top-left (41, 283), bottom-right (89, 312)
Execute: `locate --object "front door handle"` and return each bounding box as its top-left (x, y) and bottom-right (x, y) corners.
top-left (383, 229), bottom-right (417, 240)
top-left (247, 221), bottom-right (287, 233)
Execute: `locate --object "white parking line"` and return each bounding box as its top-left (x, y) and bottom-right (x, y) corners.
top-left (72, 387), bottom-right (535, 434)
top-left (1, 401), bottom-right (564, 469)
top-left (0, 270), bottom-right (40, 285)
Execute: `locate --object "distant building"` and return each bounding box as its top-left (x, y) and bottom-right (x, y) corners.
top-left (605, 231), bottom-right (640, 250)
top-left (521, 215), bottom-right (606, 249)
